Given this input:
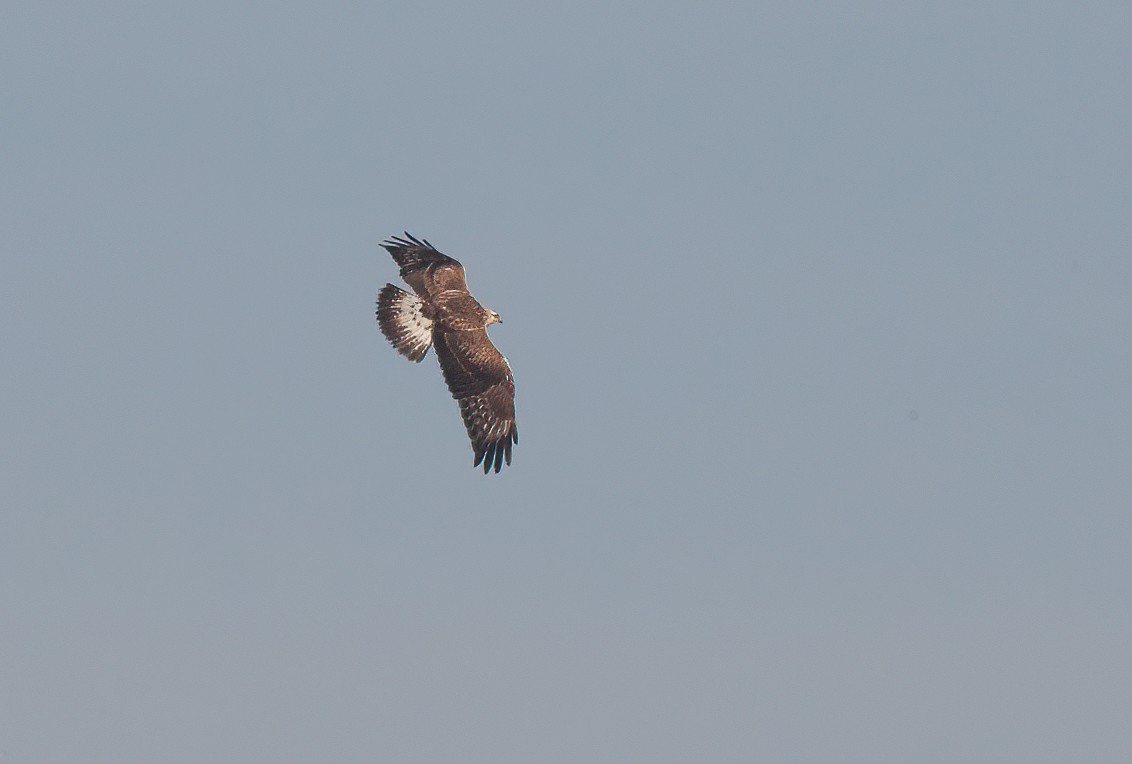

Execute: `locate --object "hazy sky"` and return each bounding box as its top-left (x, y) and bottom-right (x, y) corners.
top-left (2, 2), bottom-right (1130, 762)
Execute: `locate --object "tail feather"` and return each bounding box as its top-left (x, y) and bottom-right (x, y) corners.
top-left (377, 284), bottom-right (433, 362)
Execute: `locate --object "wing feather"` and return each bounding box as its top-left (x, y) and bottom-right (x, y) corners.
top-left (381, 233), bottom-right (468, 295)
top-left (432, 329), bottom-right (518, 474)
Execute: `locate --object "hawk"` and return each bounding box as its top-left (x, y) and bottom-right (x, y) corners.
top-left (376, 233), bottom-right (518, 474)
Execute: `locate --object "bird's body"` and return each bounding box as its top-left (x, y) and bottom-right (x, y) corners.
top-left (376, 234), bottom-right (517, 473)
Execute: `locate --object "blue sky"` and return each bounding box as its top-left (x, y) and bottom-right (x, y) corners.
top-left (2, 2), bottom-right (1130, 761)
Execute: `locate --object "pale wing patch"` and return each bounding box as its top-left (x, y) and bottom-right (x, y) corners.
top-left (377, 284), bottom-right (433, 362)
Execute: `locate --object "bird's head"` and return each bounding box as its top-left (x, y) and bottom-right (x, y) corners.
top-left (487, 309), bottom-right (503, 326)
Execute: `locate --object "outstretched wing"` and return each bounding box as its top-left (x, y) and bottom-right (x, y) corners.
top-left (381, 233), bottom-right (468, 296)
top-left (432, 328), bottom-right (518, 474)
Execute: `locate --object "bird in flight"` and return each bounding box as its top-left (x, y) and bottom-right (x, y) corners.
top-left (376, 233), bottom-right (518, 474)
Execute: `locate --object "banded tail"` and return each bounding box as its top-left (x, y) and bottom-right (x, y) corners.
top-left (376, 284), bottom-right (433, 362)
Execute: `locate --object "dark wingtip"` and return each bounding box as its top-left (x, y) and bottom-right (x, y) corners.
top-left (471, 437), bottom-right (513, 475)
top-left (381, 233), bottom-right (445, 263)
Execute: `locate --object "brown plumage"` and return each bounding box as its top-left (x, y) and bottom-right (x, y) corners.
top-left (376, 233), bottom-right (518, 473)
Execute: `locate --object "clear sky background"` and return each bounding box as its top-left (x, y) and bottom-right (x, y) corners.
top-left (2, 2), bottom-right (1130, 762)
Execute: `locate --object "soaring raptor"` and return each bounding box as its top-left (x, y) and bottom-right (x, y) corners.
top-left (376, 233), bottom-right (517, 473)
